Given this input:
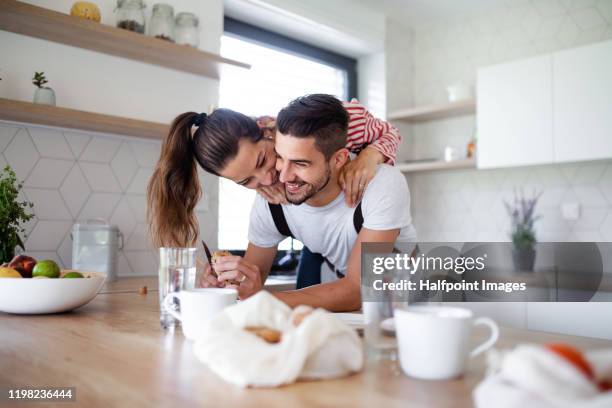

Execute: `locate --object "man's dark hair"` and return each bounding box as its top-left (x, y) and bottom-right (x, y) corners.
top-left (276, 94), bottom-right (349, 159)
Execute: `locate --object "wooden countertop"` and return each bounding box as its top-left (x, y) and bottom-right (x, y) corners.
top-left (1, 277), bottom-right (611, 407)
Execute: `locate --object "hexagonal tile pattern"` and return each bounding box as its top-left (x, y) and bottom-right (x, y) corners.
top-left (77, 193), bottom-right (121, 221)
top-left (117, 252), bottom-right (134, 277)
top-left (126, 167), bottom-right (153, 194)
top-left (0, 123), bottom-right (20, 151)
top-left (110, 142), bottom-right (138, 191)
top-left (4, 128), bottom-right (39, 180)
top-left (124, 250), bottom-right (158, 276)
top-left (24, 188), bottom-right (72, 220)
top-left (29, 127), bottom-right (73, 159)
top-left (60, 164), bottom-right (91, 218)
top-left (25, 220), bottom-right (72, 251)
top-left (125, 223), bottom-right (153, 251)
top-left (598, 0), bottom-right (612, 23)
top-left (533, 0), bottom-right (567, 18)
top-left (571, 6), bottom-right (607, 29)
top-left (79, 137), bottom-right (121, 163)
top-left (110, 197), bottom-right (137, 239)
top-left (129, 141), bottom-right (160, 167)
top-left (63, 131), bottom-right (91, 158)
top-left (57, 232), bottom-right (73, 269)
top-left (25, 158), bottom-right (73, 189)
top-left (80, 162), bottom-right (121, 192)
top-left (126, 194), bottom-right (147, 222)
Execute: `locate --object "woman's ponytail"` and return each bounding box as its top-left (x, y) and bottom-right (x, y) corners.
top-left (147, 112), bottom-right (201, 247)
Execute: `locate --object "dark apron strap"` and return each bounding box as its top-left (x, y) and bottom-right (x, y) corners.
top-left (268, 203), bottom-right (294, 238)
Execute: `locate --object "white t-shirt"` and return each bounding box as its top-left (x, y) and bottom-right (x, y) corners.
top-left (248, 164), bottom-right (418, 281)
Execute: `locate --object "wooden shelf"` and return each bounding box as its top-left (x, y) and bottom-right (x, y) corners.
top-left (0, 98), bottom-right (169, 140)
top-left (388, 99), bottom-right (476, 123)
top-left (0, 0), bottom-right (250, 79)
top-left (397, 158), bottom-right (476, 173)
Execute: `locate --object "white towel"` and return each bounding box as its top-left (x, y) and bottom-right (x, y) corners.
top-left (474, 344), bottom-right (612, 408)
top-left (193, 291), bottom-right (363, 388)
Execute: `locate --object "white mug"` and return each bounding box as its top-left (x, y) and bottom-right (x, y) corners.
top-left (163, 288), bottom-right (237, 340)
top-left (394, 306), bottom-right (499, 380)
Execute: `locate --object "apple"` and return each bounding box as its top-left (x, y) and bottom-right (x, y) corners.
top-left (8, 255), bottom-right (37, 278)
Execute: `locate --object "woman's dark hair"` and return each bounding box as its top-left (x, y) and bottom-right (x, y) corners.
top-left (277, 94), bottom-right (348, 159)
top-left (147, 109), bottom-right (261, 247)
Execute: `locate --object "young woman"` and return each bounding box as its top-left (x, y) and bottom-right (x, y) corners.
top-left (147, 98), bottom-right (401, 286)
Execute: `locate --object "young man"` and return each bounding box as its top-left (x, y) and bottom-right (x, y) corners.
top-left (207, 94), bottom-right (417, 312)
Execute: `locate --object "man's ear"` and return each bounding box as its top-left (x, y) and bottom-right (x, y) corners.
top-left (331, 148), bottom-right (350, 169)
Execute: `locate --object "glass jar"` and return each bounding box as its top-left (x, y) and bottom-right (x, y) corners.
top-left (174, 12), bottom-right (199, 47)
top-left (149, 3), bottom-right (175, 42)
top-left (115, 0), bottom-right (145, 34)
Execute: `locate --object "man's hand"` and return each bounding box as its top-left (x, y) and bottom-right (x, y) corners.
top-left (212, 255), bottom-right (263, 299)
top-left (199, 263), bottom-right (223, 288)
top-left (256, 182), bottom-right (288, 205)
top-left (339, 146), bottom-right (384, 207)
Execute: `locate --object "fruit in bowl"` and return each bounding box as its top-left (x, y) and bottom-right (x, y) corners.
top-left (8, 255), bottom-right (37, 278)
top-left (0, 255), bottom-right (106, 314)
top-left (33, 259), bottom-right (61, 278)
top-left (0, 267), bottom-right (22, 278)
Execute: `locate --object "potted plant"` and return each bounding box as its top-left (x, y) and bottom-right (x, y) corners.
top-left (32, 72), bottom-right (56, 106)
top-left (505, 190), bottom-right (541, 272)
top-left (0, 166), bottom-right (35, 263)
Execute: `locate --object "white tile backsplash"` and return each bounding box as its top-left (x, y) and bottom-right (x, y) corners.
top-left (0, 124), bottom-right (19, 151)
top-left (77, 192), bottom-right (121, 221)
top-left (110, 142), bottom-right (139, 190)
top-left (2, 122), bottom-right (218, 275)
top-left (63, 131), bottom-right (91, 158)
top-left (60, 164), bottom-right (91, 218)
top-left (5, 129), bottom-right (39, 180)
top-left (80, 162), bottom-right (122, 193)
top-left (29, 128), bottom-right (74, 159)
top-left (23, 189), bottom-right (72, 220)
top-left (79, 137), bottom-right (121, 163)
top-left (25, 158), bottom-right (73, 189)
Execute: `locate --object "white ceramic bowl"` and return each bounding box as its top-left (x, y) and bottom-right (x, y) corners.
top-left (0, 271), bottom-right (106, 314)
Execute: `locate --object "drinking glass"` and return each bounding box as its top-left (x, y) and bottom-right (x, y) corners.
top-left (158, 247), bottom-right (196, 330)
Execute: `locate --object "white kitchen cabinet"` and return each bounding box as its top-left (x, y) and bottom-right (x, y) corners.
top-left (553, 40), bottom-right (612, 163)
top-left (477, 55), bottom-right (554, 168)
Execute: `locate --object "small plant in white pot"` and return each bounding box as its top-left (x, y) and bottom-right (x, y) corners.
top-left (32, 72), bottom-right (56, 106)
top-left (505, 190), bottom-right (542, 272)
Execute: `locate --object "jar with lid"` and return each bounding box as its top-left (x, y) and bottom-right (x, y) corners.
top-left (149, 3), bottom-right (175, 42)
top-left (174, 12), bottom-right (199, 47)
top-left (115, 0), bottom-right (146, 33)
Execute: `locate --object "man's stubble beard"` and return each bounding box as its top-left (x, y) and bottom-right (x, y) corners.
top-left (284, 164), bottom-right (332, 205)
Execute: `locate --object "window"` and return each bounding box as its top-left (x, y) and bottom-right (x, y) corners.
top-left (218, 18), bottom-right (356, 250)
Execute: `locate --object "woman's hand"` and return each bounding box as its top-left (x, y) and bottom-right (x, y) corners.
top-left (212, 255), bottom-right (263, 299)
top-left (339, 146), bottom-right (384, 207)
top-left (257, 182), bottom-right (288, 205)
top-left (256, 116), bottom-right (276, 140)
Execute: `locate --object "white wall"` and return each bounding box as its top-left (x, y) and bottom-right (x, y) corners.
top-left (0, 0), bottom-right (223, 275)
top-left (385, 1), bottom-right (612, 339)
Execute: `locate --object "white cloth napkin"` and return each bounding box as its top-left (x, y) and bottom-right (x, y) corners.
top-left (474, 344), bottom-right (612, 408)
top-left (193, 291), bottom-right (363, 388)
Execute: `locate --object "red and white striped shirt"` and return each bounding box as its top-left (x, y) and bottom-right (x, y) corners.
top-left (343, 99), bottom-right (401, 164)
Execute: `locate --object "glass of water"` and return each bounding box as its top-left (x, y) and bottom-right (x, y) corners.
top-left (158, 247), bottom-right (197, 330)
